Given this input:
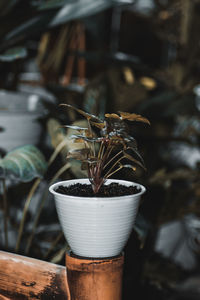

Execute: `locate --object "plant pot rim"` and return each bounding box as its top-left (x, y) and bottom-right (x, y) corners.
top-left (49, 178), bottom-right (146, 200)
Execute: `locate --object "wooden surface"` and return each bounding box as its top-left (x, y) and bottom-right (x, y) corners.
top-left (0, 250), bottom-right (124, 299)
top-left (0, 251), bottom-right (69, 299)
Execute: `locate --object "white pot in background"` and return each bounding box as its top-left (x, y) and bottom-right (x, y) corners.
top-left (49, 178), bottom-right (146, 258)
top-left (0, 90), bottom-right (43, 152)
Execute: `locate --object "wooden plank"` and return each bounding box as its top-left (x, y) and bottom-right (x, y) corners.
top-left (0, 251), bottom-right (69, 299)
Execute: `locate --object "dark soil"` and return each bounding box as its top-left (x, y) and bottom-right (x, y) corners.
top-left (56, 182), bottom-right (141, 197)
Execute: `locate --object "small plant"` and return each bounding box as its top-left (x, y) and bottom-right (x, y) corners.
top-left (60, 104), bottom-right (150, 194)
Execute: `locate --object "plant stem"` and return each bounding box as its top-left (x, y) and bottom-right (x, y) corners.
top-left (87, 118), bottom-right (95, 156)
top-left (15, 178), bottom-right (41, 253)
top-left (2, 179), bottom-right (8, 248)
top-left (104, 154), bottom-right (125, 178)
top-left (16, 140), bottom-right (70, 253)
top-left (43, 231), bottom-right (63, 259)
top-left (48, 139), bottom-right (68, 166)
top-left (50, 243), bottom-right (69, 264)
top-left (25, 163), bottom-right (71, 255)
top-left (103, 148), bottom-right (123, 170)
top-left (104, 144), bottom-right (113, 160)
top-left (106, 165), bottom-right (123, 179)
top-left (98, 142), bottom-right (104, 159)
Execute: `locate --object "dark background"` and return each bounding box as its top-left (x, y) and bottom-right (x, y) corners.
top-left (0, 1), bottom-right (200, 299)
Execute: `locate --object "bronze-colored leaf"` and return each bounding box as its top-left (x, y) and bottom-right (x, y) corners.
top-left (118, 111), bottom-right (150, 125)
top-left (126, 146), bottom-right (145, 165)
top-left (123, 151), bottom-right (146, 171)
top-left (90, 120), bottom-right (106, 129)
top-left (60, 103), bottom-right (103, 122)
top-left (108, 132), bottom-right (136, 144)
top-left (70, 135), bottom-right (85, 143)
top-left (84, 129), bottom-right (95, 138)
top-left (105, 113), bottom-right (121, 119)
top-left (109, 136), bottom-right (124, 144)
top-left (67, 148), bottom-right (90, 160)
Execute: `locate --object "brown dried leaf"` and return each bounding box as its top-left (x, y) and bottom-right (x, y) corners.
top-left (70, 135), bottom-right (85, 143)
top-left (118, 112), bottom-right (150, 125)
top-left (90, 121), bottom-right (106, 129)
top-left (60, 103), bottom-right (103, 122)
top-left (67, 148), bottom-right (90, 160)
top-left (105, 113), bottom-right (121, 119)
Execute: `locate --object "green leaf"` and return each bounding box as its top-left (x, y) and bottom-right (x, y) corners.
top-left (1, 0), bottom-right (133, 50)
top-left (49, 0), bottom-right (134, 27)
top-left (0, 145), bottom-right (48, 182)
top-left (0, 47), bottom-right (27, 62)
top-left (3, 11), bottom-right (56, 44)
top-left (37, 0), bottom-right (71, 10)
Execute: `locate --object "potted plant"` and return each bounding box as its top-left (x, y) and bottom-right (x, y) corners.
top-left (49, 104), bottom-right (149, 258)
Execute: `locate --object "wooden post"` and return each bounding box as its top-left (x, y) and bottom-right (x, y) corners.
top-left (66, 252), bottom-right (124, 300)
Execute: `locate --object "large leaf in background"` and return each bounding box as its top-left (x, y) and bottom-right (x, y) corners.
top-left (0, 145), bottom-right (48, 182)
top-left (137, 91), bottom-right (197, 119)
top-left (0, 47), bottom-right (27, 62)
top-left (2, 11), bottom-right (57, 48)
top-left (0, 0), bottom-right (20, 17)
top-left (49, 0), bottom-right (134, 27)
top-left (2, 0), bottom-right (133, 50)
top-left (38, 0), bottom-right (134, 11)
top-left (5, 11), bottom-right (55, 40)
top-left (38, 0), bottom-right (71, 10)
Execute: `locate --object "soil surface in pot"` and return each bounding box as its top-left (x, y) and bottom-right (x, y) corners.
top-left (56, 182), bottom-right (141, 197)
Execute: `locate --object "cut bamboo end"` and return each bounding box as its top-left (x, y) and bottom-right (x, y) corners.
top-left (66, 252), bottom-right (124, 300)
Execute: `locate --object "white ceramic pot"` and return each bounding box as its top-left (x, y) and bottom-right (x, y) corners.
top-left (49, 179), bottom-right (146, 258)
top-left (0, 90), bottom-right (43, 152)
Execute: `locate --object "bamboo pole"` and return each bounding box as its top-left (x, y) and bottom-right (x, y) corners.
top-left (66, 252), bottom-right (124, 300)
top-left (0, 251), bottom-right (69, 299)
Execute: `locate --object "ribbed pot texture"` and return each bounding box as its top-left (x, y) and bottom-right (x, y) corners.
top-left (49, 179), bottom-right (146, 258)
